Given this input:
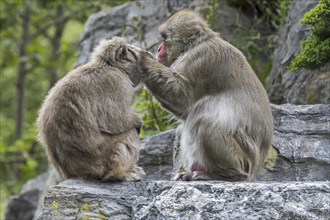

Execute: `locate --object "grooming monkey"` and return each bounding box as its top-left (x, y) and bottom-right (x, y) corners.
top-left (37, 37), bottom-right (147, 181)
top-left (139, 10), bottom-right (274, 181)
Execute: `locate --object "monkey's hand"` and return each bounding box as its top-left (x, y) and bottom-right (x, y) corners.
top-left (132, 114), bottom-right (143, 134)
top-left (137, 50), bottom-right (159, 80)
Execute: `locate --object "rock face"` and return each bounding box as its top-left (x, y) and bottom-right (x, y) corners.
top-left (38, 180), bottom-right (330, 220)
top-left (4, 173), bottom-right (47, 220)
top-left (265, 104), bottom-right (330, 181)
top-left (77, 0), bottom-right (208, 67)
top-left (139, 129), bottom-right (175, 180)
top-left (268, 0), bottom-right (330, 104)
top-left (77, 0), bottom-right (275, 72)
top-left (4, 166), bottom-right (60, 220)
top-left (10, 104), bottom-right (330, 220)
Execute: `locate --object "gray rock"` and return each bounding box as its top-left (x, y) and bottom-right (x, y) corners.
top-left (76, 0), bottom-right (275, 73)
top-left (4, 173), bottom-right (48, 220)
top-left (9, 103), bottom-right (330, 219)
top-left (268, 0), bottom-right (330, 104)
top-left (77, 0), bottom-right (208, 67)
top-left (4, 166), bottom-right (61, 220)
top-left (259, 104), bottom-right (330, 181)
top-left (38, 179), bottom-right (330, 220)
top-left (139, 129), bottom-right (175, 180)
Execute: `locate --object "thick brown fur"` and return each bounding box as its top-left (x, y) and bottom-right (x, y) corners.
top-left (139, 10), bottom-right (273, 181)
top-left (37, 37), bottom-right (145, 181)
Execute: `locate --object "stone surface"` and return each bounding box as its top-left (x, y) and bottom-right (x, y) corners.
top-left (38, 180), bottom-right (330, 220)
top-left (268, 0), bottom-right (330, 104)
top-left (4, 166), bottom-right (60, 220)
top-left (7, 103), bottom-right (330, 219)
top-left (77, 0), bottom-right (208, 67)
top-left (76, 0), bottom-right (275, 72)
top-left (259, 104), bottom-right (330, 181)
top-left (4, 173), bottom-right (47, 220)
top-left (139, 129), bottom-right (175, 180)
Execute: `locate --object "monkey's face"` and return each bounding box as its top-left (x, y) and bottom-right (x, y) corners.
top-left (92, 37), bottom-right (153, 86)
top-left (157, 10), bottom-right (204, 67)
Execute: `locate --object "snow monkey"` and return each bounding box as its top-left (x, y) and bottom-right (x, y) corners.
top-left (37, 37), bottom-right (149, 181)
top-left (138, 10), bottom-right (273, 181)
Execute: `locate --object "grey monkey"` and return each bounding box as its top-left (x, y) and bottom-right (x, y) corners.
top-left (138, 10), bottom-right (274, 181)
top-left (37, 37), bottom-right (146, 181)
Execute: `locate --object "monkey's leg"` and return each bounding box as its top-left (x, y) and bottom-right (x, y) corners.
top-left (102, 130), bottom-right (145, 182)
top-left (102, 157), bottom-right (145, 182)
top-left (192, 130), bottom-right (250, 181)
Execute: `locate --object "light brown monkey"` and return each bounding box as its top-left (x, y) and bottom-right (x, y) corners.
top-left (37, 37), bottom-right (146, 181)
top-left (138, 10), bottom-right (273, 181)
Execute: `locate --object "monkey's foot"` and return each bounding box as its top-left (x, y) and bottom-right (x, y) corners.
top-left (191, 171), bottom-right (212, 181)
top-left (172, 172), bottom-right (193, 181)
top-left (172, 171), bottom-right (213, 181)
top-left (124, 165), bottom-right (146, 182)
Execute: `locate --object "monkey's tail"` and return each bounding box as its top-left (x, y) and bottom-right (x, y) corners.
top-left (233, 129), bottom-right (261, 180)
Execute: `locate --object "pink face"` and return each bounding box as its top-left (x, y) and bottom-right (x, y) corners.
top-left (157, 42), bottom-right (167, 66)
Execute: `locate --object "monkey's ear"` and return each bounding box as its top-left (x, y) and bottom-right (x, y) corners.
top-left (114, 45), bottom-right (128, 61)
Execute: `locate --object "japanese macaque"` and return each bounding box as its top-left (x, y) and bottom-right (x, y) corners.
top-left (138, 10), bottom-right (273, 181)
top-left (37, 37), bottom-right (147, 181)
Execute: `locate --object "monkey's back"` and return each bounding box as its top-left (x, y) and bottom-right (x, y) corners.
top-left (175, 36), bottom-right (273, 180)
top-left (37, 63), bottom-right (135, 178)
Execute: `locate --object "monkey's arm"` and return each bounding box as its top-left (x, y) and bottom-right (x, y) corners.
top-left (98, 113), bottom-right (142, 135)
top-left (140, 57), bottom-right (193, 118)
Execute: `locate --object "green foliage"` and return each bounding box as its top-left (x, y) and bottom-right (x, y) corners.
top-left (206, 0), bottom-right (220, 27)
top-left (0, 124), bottom-right (45, 189)
top-left (289, 0), bottom-right (330, 71)
top-left (134, 88), bottom-right (177, 138)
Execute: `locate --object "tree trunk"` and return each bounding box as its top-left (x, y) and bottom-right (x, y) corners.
top-left (49, 4), bottom-right (67, 89)
top-left (15, 0), bottom-right (31, 140)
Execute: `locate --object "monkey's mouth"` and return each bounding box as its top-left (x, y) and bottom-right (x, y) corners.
top-left (157, 55), bottom-right (167, 65)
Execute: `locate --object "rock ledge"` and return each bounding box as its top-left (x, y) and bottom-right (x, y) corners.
top-left (38, 180), bottom-right (329, 220)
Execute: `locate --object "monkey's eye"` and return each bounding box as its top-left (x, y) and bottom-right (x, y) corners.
top-left (160, 30), bottom-right (167, 40)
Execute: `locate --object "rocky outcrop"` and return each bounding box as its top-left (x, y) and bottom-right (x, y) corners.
top-left (259, 104), bottom-right (330, 181)
top-left (139, 129), bottom-right (175, 180)
top-left (268, 0), bottom-right (330, 104)
top-left (4, 173), bottom-right (48, 220)
top-left (77, 0), bottom-right (275, 71)
top-left (38, 180), bottom-right (330, 220)
top-left (4, 166), bottom-right (60, 220)
top-left (31, 103), bottom-right (329, 219)
top-left (77, 0), bottom-right (208, 67)
top-left (8, 103), bottom-right (330, 219)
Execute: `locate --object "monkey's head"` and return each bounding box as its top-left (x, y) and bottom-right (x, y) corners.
top-left (157, 10), bottom-right (215, 66)
top-left (91, 37), bottom-right (145, 86)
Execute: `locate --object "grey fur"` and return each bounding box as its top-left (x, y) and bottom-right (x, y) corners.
top-left (37, 37), bottom-right (145, 181)
top-left (139, 10), bottom-right (273, 181)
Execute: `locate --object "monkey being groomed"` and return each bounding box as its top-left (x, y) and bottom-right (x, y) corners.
top-left (37, 37), bottom-right (148, 182)
top-left (138, 10), bottom-right (274, 181)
